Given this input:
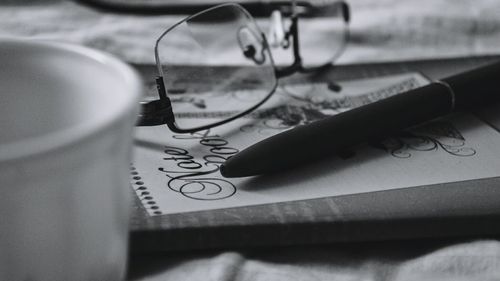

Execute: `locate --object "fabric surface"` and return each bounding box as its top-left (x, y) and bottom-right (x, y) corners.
top-left (2, 1), bottom-right (500, 280)
top-left (128, 240), bottom-right (500, 281)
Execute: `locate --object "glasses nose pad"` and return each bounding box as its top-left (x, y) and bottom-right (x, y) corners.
top-left (242, 45), bottom-right (257, 59)
top-left (237, 26), bottom-right (266, 65)
top-left (267, 10), bottom-right (287, 48)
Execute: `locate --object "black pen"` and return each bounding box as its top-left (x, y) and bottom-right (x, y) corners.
top-left (220, 60), bottom-right (500, 178)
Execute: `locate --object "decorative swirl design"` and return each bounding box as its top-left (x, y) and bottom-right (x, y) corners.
top-left (159, 168), bottom-right (236, 200)
top-left (379, 122), bottom-right (476, 158)
top-left (240, 104), bottom-right (330, 135)
top-left (240, 118), bottom-right (292, 135)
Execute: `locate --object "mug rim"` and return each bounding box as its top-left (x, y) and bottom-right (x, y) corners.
top-left (0, 38), bottom-right (142, 163)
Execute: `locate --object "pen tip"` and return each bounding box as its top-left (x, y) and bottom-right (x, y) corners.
top-left (219, 164), bottom-right (229, 178)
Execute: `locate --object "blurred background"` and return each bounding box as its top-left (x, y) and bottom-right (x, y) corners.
top-left (2, 0), bottom-right (500, 65)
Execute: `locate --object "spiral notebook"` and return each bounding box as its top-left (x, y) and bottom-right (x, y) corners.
top-left (129, 56), bottom-right (500, 252)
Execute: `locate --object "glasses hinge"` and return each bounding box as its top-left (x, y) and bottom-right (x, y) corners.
top-left (137, 98), bottom-right (174, 126)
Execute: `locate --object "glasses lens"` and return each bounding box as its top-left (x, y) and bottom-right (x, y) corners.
top-left (155, 4), bottom-right (277, 131)
top-left (297, 1), bottom-right (349, 66)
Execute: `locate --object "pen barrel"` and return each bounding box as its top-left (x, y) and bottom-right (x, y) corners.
top-left (223, 82), bottom-right (452, 176)
top-left (443, 60), bottom-right (500, 111)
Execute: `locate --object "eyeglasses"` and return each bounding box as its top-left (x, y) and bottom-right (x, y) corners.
top-left (137, 0), bottom-right (350, 133)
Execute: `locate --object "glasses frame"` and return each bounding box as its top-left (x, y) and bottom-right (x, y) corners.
top-left (137, 1), bottom-right (350, 134)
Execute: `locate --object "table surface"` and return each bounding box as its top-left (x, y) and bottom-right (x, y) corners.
top-left (2, 1), bottom-right (500, 280)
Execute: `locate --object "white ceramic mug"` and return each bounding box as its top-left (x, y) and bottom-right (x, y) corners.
top-left (0, 38), bottom-right (142, 280)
